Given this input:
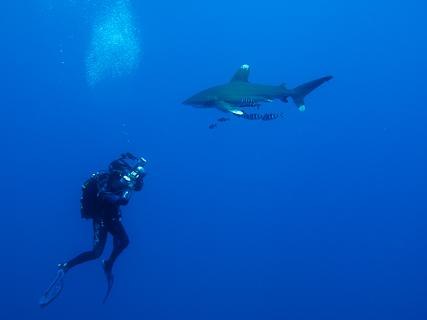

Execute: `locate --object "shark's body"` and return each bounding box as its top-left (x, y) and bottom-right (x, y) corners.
top-left (183, 64), bottom-right (332, 115)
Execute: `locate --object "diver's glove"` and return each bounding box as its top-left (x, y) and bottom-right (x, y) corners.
top-left (118, 190), bottom-right (132, 205)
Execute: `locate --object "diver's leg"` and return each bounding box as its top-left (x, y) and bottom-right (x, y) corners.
top-left (62, 219), bottom-right (108, 271)
top-left (103, 220), bottom-right (129, 273)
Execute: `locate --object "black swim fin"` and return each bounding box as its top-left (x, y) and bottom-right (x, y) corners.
top-left (39, 268), bottom-right (65, 308)
top-left (102, 260), bottom-right (114, 304)
top-left (102, 274), bottom-right (114, 304)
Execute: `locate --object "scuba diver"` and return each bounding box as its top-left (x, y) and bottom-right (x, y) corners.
top-left (40, 153), bottom-right (147, 307)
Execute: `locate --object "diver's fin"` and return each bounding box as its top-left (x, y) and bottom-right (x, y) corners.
top-left (216, 101), bottom-right (244, 116)
top-left (102, 260), bottom-right (114, 304)
top-left (290, 76), bottom-right (332, 111)
top-left (230, 64), bottom-right (250, 82)
top-left (39, 269), bottom-right (65, 308)
top-left (102, 274), bottom-right (114, 304)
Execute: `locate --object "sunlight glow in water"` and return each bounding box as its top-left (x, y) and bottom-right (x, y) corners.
top-left (86, 0), bottom-right (141, 86)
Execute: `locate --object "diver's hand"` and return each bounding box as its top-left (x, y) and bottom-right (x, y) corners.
top-left (118, 190), bottom-right (132, 205)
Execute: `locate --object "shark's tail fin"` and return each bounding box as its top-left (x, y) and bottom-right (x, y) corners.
top-left (290, 76), bottom-right (333, 111)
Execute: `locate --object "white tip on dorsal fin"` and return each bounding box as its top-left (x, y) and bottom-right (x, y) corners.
top-left (230, 64), bottom-right (250, 82)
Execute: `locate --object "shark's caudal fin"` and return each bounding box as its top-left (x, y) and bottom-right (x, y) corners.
top-left (291, 76), bottom-right (333, 111)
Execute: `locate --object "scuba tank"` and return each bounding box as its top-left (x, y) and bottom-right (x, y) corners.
top-left (80, 172), bottom-right (108, 219)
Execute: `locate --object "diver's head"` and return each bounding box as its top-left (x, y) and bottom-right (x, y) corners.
top-left (109, 159), bottom-right (130, 176)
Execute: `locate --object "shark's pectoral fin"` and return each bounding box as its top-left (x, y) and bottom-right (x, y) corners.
top-left (229, 109), bottom-right (244, 115)
top-left (216, 101), bottom-right (244, 116)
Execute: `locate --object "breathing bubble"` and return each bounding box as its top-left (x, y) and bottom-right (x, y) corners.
top-left (86, 0), bottom-right (141, 86)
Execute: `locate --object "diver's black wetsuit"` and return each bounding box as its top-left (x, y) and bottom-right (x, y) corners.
top-left (65, 173), bottom-right (139, 274)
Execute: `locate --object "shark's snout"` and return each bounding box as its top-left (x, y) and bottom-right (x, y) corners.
top-left (182, 93), bottom-right (210, 106)
top-left (182, 98), bottom-right (193, 105)
top-left (182, 93), bottom-right (201, 105)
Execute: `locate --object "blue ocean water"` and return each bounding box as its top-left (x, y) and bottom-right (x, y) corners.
top-left (2, 0), bottom-right (427, 319)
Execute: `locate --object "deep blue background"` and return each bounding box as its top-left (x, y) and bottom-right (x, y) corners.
top-left (2, 0), bottom-right (426, 319)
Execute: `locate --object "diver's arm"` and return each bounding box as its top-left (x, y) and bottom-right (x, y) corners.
top-left (98, 189), bottom-right (132, 206)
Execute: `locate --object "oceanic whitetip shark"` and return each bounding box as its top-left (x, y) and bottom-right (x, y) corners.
top-left (183, 64), bottom-right (332, 116)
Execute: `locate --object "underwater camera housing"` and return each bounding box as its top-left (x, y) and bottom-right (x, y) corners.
top-left (120, 155), bottom-right (147, 189)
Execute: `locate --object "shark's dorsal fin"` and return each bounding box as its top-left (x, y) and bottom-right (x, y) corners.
top-left (230, 64), bottom-right (250, 82)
